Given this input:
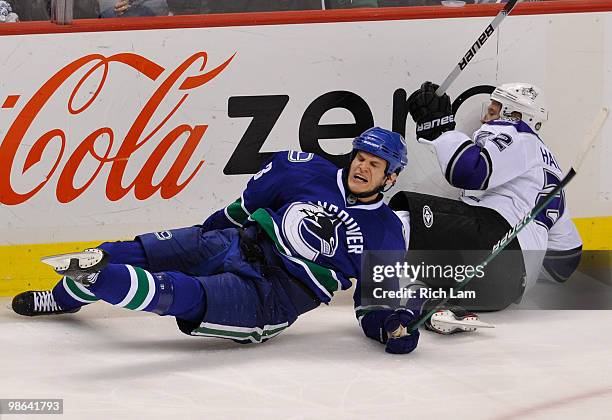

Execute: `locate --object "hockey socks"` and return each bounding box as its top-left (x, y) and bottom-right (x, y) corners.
top-left (52, 277), bottom-right (100, 311)
top-left (39, 246), bottom-right (207, 322)
top-left (88, 264), bottom-right (156, 310)
top-left (87, 264), bottom-right (207, 322)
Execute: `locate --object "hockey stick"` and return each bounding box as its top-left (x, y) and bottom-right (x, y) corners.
top-left (435, 0), bottom-right (519, 96)
top-left (408, 107), bottom-right (609, 332)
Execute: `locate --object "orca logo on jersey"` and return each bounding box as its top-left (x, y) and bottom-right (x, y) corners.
top-left (282, 203), bottom-right (342, 260)
top-left (422, 205), bottom-right (434, 228)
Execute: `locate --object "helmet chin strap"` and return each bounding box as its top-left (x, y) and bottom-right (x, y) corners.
top-left (381, 180), bottom-right (396, 193)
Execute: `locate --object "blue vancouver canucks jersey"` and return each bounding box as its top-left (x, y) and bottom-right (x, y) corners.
top-left (202, 151), bottom-right (408, 307)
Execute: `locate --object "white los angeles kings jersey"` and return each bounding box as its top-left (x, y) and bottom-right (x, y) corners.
top-left (431, 119), bottom-right (582, 256)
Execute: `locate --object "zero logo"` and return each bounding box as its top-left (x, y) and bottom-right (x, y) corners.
top-left (224, 85), bottom-right (496, 176)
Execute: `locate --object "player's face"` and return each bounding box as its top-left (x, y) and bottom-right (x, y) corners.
top-left (348, 151), bottom-right (397, 201)
top-left (481, 100), bottom-right (502, 124)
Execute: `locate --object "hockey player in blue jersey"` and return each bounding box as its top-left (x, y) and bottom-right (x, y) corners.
top-left (391, 81), bottom-right (582, 312)
top-left (12, 127), bottom-right (422, 354)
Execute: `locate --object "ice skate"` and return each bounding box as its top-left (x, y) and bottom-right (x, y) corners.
top-left (425, 305), bottom-right (493, 335)
top-left (12, 290), bottom-right (80, 317)
top-left (41, 248), bottom-right (109, 286)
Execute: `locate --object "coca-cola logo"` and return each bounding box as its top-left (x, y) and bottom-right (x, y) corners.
top-left (0, 51), bottom-right (235, 205)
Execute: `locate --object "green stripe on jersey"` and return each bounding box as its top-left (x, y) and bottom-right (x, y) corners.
top-left (250, 208), bottom-right (339, 295)
top-left (226, 198), bottom-right (249, 226)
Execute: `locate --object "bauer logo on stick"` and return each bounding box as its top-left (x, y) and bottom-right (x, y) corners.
top-left (458, 25), bottom-right (494, 70)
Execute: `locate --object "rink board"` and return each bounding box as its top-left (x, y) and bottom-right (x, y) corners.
top-left (1, 3), bottom-right (611, 294)
top-left (0, 216), bottom-right (609, 296)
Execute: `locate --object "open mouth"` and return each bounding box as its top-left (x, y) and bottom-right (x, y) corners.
top-left (353, 174), bottom-right (368, 184)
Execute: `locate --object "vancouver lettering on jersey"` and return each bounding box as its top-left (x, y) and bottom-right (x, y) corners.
top-left (317, 201), bottom-right (364, 254)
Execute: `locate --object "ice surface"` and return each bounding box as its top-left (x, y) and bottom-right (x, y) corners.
top-left (2, 293), bottom-right (612, 420)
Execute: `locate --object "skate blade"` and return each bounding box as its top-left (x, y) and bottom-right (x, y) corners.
top-left (41, 249), bottom-right (104, 271)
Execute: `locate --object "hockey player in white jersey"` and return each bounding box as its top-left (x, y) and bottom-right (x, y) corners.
top-left (391, 81), bottom-right (582, 312)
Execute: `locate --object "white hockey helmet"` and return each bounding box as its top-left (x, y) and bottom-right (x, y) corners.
top-left (490, 83), bottom-right (548, 132)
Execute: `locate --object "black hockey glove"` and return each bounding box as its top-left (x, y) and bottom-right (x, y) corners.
top-left (407, 81), bottom-right (456, 141)
top-left (383, 309), bottom-right (420, 354)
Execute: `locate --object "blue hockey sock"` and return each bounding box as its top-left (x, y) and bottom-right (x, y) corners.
top-left (89, 264), bottom-right (206, 322)
top-left (52, 277), bottom-right (100, 310)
